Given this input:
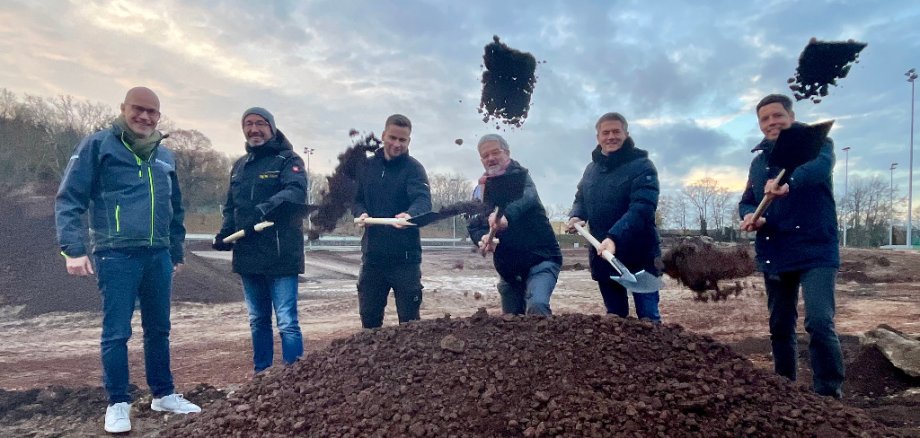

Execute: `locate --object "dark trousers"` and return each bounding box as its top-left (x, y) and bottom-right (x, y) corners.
top-left (765, 267), bottom-right (845, 397)
top-left (357, 263), bottom-right (423, 329)
top-left (597, 279), bottom-right (661, 322)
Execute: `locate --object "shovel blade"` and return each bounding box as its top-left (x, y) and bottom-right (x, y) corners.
top-left (611, 270), bottom-right (661, 294)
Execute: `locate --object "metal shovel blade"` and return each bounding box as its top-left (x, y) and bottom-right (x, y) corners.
top-left (611, 270), bottom-right (662, 294)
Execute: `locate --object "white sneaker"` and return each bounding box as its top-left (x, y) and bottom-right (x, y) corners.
top-left (151, 393), bottom-right (201, 414)
top-left (104, 402), bottom-right (131, 433)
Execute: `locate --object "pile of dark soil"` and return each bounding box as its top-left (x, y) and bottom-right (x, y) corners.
top-left (168, 310), bottom-right (886, 437)
top-left (788, 38), bottom-right (867, 103)
top-left (479, 36), bottom-right (537, 129)
top-left (661, 237), bottom-right (755, 301)
top-left (0, 195), bottom-right (242, 317)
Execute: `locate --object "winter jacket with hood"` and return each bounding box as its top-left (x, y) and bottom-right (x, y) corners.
top-left (738, 124), bottom-right (839, 274)
top-left (570, 137), bottom-right (661, 281)
top-left (352, 148), bottom-right (432, 265)
top-left (467, 160), bottom-right (562, 281)
top-left (56, 123), bottom-right (185, 263)
top-left (219, 131), bottom-right (308, 276)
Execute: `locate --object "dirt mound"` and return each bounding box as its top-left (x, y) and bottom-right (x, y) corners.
top-left (844, 344), bottom-right (920, 397)
top-left (0, 194), bottom-right (242, 317)
top-left (167, 310), bottom-right (885, 437)
top-left (661, 237), bottom-right (755, 301)
top-left (838, 248), bottom-right (920, 284)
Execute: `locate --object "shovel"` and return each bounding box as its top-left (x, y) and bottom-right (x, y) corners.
top-left (749, 120), bottom-right (834, 222)
top-left (353, 211), bottom-right (443, 228)
top-left (479, 170), bottom-right (528, 256)
top-left (573, 222), bottom-right (661, 293)
top-left (223, 221), bottom-right (275, 243)
top-left (222, 202), bottom-right (317, 243)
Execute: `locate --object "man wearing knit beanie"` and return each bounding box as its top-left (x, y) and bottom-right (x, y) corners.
top-left (214, 107), bottom-right (308, 374)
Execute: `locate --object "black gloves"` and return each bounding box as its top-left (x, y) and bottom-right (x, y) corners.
top-left (212, 233), bottom-right (234, 251)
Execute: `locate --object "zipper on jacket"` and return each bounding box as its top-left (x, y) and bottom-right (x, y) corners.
top-left (120, 133), bottom-right (156, 245)
top-left (276, 229), bottom-right (281, 257)
top-left (115, 203), bottom-right (121, 233)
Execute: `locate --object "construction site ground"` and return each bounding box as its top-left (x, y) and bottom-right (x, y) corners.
top-left (0, 245), bottom-right (918, 436)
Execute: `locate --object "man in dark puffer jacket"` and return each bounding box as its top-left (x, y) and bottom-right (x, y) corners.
top-left (213, 107), bottom-right (307, 373)
top-left (468, 134), bottom-right (562, 315)
top-left (739, 94), bottom-right (843, 398)
top-left (566, 112), bottom-right (662, 322)
top-left (353, 114), bottom-right (432, 329)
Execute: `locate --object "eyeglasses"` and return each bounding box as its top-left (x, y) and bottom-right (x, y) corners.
top-left (244, 121), bottom-right (271, 128)
top-left (128, 104), bottom-right (160, 118)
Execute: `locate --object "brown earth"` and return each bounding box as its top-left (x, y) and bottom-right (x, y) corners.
top-left (0, 193), bottom-right (918, 435)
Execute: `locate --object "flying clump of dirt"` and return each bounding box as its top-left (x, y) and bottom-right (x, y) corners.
top-left (661, 237), bottom-right (756, 301)
top-left (308, 132), bottom-right (380, 240)
top-left (478, 36), bottom-right (538, 129)
top-left (166, 310), bottom-right (886, 437)
top-left (788, 38), bottom-right (867, 104)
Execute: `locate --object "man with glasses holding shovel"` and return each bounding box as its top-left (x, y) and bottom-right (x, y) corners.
top-left (566, 112), bottom-right (663, 322)
top-left (468, 134), bottom-right (562, 316)
top-left (212, 107), bottom-right (308, 374)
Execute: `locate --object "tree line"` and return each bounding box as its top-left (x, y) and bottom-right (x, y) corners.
top-left (2, 89), bottom-right (914, 245)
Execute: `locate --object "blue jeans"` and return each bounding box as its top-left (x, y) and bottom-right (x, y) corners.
top-left (765, 267), bottom-right (844, 397)
top-left (95, 248), bottom-right (175, 404)
top-left (357, 263), bottom-right (423, 329)
top-left (241, 274), bottom-right (304, 372)
top-left (497, 260), bottom-right (560, 315)
top-left (597, 279), bottom-right (661, 322)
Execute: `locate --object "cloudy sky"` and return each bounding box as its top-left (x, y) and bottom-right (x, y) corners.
top-left (1, 0), bottom-right (919, 211)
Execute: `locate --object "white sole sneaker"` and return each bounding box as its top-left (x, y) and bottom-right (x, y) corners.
top-left (104, 402), bottom-right (131, 433)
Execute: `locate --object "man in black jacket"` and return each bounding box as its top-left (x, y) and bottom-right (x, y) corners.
top-left (353, 114), bottom-right (432, 328)
top-left (468, 134), bottom-right (562, 315)
top-left (566, 112), bottom-right (662, 322)
top-left (213, 107), bottom-right (307, 373)
top-left (739, 94), bottom-right (843, 398)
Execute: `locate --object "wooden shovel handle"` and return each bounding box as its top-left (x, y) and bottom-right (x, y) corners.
top-left (353, 217), bottom-right (417, 227)
top-left (572, 223), bottom-right (621, 274)
top-left (480, 206), bottom-right (501, 257)
top-left (749, 168), bottom-right (786, 223)
top-left (223, 221), bottom-right (275, 243)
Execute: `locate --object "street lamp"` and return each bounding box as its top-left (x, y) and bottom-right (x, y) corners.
top-left (303, 147), bottom-right (315, 247)
top-left (890, 162), bottom-right (898, 246)
top-left (842, 146), bottom-right (851, 247)
top-left (906, 68), bottom-right (917, 248)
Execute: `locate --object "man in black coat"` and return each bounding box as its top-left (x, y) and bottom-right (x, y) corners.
top-left (739, 94), bottom-right (843, 398)
top-left (468, 134), bottom-right (562, 315)
top-left (213, 107), bottom-right (307, 373)
top-left (353, 114), bottom-right (432, 328)
top-left (566, 112), bottom-right (662, 322)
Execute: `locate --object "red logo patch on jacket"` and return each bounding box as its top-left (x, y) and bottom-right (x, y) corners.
top-left (292, 165), bottom-right (302, 172)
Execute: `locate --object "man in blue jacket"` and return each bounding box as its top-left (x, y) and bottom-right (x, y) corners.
top-left (566, 112), bottom-right (662, 322)
top-left (739, 94), bottom-right (844, 398)
top-left (55, 87), bottom-right (200, 434)
top-left (212, 107), bottom-right (307, 374)
top-left (468, 134), bottom-right (562, 315)
top-left (353, 114), bottom-right (432, 328)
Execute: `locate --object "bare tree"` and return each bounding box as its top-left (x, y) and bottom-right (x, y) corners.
top-left (428, 172), bottom-right (475, 208)
top-left (164, 129), bottom-right (231, 212)
top-left (841, 176), bottom-right (895, 247)
top-left (683, 177), bottom-right (721, 235)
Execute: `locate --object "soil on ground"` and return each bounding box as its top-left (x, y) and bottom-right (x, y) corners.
top-left (1, 195), bottom-right (918, 436)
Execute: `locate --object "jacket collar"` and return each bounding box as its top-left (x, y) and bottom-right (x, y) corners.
top-left (591, 137), bottom-right (646, 171)
top-left (245, 130), bottom-right (292, 158)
